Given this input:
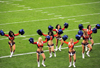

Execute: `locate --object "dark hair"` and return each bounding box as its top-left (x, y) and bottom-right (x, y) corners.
top-left (48, 31), bottom-right (54, 38)
top-left (9, 30), bottom-right (14, 37)
top-left (56, 24), bottom-right (61, 29)
top-left (87, 25), bottom-right (91, 29)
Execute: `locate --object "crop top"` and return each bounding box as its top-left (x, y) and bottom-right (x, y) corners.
top-left (4, 33), bottom-right (19, 40)
top-left (64, 40), bottom-right (79, 49)
top-left (32, 39), bottom-right (47, 48)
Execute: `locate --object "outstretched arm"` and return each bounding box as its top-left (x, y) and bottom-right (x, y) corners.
top-left (42, 33), bottom-right (48, 36)
top-left (82, 28), bottom-right (87, 31)
top-left (64, 41), bottom-right (69, 44)
top-left (43, 39), bottom-right (47, 43)
top-left (4, 34), bottom-right (9, 37)
top-left (54, 33), bottom-right (58, 37)
top-left (32, 42), bottom-right (37, 44)
top-left (53, 29), bottom-right (57, 31)
top-left (74, 40), bottom-right (79, 45)
top-left (14, 33), bottom-right (19, 36)
top-left (62, 27), bottom-right (65, 30)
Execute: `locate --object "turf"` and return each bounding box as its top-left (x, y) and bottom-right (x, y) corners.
top-left (0, 0), bottom-right (100, 68)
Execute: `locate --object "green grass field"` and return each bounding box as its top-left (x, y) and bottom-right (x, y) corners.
top-left (0, 0), bottom-right (100, 68)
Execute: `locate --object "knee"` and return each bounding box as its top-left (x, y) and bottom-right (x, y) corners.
top-left (74, 59), bottom-right (76, 62)
top-left (43, 58), bottom-right (46, 61)
top-left (92, 42), bottom-right (94, 45)
top-left (13, 50), bottom-right (15, 52)
top-left (37, 59), bottom-right (39, 62)
top-left (90, 47), bottom-right (92, 50)
top-left (52, 51), bottom-right (55, 53)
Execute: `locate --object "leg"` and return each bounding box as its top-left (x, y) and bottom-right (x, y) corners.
top-left (69, 54), bottom-right (72, 67)
top-left (51, 46), bottom-right (56, 57)
top-left (37, 53), bottom-right (40, 67)
top-left (55, 38), bottom-right (58, 51)
top-left (59, 39), bottom-right (64, 51)
top-left (12, 44), bottom-right (15, 53)
top-left (9, 45), bottom-right (12, 52)
top-left (86, 44), bottom-right (92, 57)
top-left (41, 53), bottom-right (46, 67)
top-left (90, 39), bottom-right (94, 47)
top-left (82, 45), bottom-right (85, 59)
top-left (48, 47), bottom-right (52, 58)
top-left (73, 54), bottom-right (76, 67)
top-left (9, 45), bottom-right (13, 58)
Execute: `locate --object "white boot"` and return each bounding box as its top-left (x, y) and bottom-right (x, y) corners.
top-left (86, 51), bottom-right (90, 57)
top-left (69, 62), bottom-right (72, 67)
top-left (37, 61), bottom-right (40, 67)
top-left (49, 53), bottom-right (52, 58)
top-left (73, 61), bottom-right (76, 67)
top-left (82, 53), bottom-right (85, 59)
top-left (42, 60), bottom-right (46, 67)
top-left (55, 46), bottom-right (58, 51)
top-left (10, 51), bottom-right (13, 58)
top-left (54, 52), bottom-right (56, 57)
top-left (85, 46), bottom-right (88, 51)
top-left (59, 45), bottom-right (62, 51)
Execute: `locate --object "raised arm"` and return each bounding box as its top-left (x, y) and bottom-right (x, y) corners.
top-left (14, 33), bottom-right (19, 36)
top-left (62, 27), bottom-right (65, 30)
top-left (43, 39), bottom-right (47, 43)
top-left (74, 40), bottom-right (79, 45)
top-left (32, 42), bottom-right (37, 44)
top-left (42, 33), bottom-right (48, 36)
top-left (54, 33), bottom-right (58, 37)
top-left (4, 34), bottom-right (9, 37)
top-left (53, 29), bottom-right (57, 31)
top-left (82, 28), bottom-right (87, 31)
top-left (64, 41), bottom-right (69, 44)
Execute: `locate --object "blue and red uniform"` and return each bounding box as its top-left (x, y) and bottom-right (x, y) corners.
top-left (4, 33), bottom-right (19, 46)
top-left (32, 39), bottom-right (47, 55)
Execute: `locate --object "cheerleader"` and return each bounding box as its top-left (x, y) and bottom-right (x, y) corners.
top-left (62, 35), bottom-right (80, 67)
top-left (0, 29), bottom-right (25, 57)
top-left (78, 24), bottom-right (99, 51)
top-left (53, 23), bottom-right (68, 51)
top-left (81, 30), bottom-right (92, 59)
top-left (42, 31), bottom-right (57, 58)
top-left (29, 36), bottom-right (50, 67)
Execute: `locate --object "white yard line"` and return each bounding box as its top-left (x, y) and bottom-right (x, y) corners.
top-left (0, 1), bottom-right (100, 13)
top-left (82, 22), bottom-right (90, 24)
top-left (48, 13), bottom-right (55, 15)
top-left (68, 18), bottom-right (75, 20)
top-left (74, 20), bottom-right (83, 22)
top-left (0, 13), bottom-right (99, 25)
top-left (0, 43), bottom-right (100, 59)
top-left (41, 12), bottom-right (48, 13)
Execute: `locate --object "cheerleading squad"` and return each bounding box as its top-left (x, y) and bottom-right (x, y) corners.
top-left (0, 23), bottom-right (100, 68)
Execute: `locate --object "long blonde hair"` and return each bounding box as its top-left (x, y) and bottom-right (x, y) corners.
top-left (83, 30), bottom-right (88, 37)
top-left (38, 37), bottom-right (42, 43)
top-left (70, 38), bottom-right (74, 43)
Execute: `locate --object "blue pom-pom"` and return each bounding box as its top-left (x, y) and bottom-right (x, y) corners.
top-left (96, 24), bottom-right (100, 29)
top-left (76, 35), bottom-right (81, 40)
top-left (19, 29), bottom-right (25, 35)
top-left (58, 29), bottom-right (63, 34)
top-left (78, 30), bottom-right (83, 36)
top-left (92, 28), bottom-right (97, 33)
top-left (48, 25), bottom-right (53, 31)
top-left (29, 38), bottom-right (34, 43)
top-left (0, 30), bottom-right (5, 36)
top-left (62, 35), bottom-right (68, 41)
top-left (46, 35), bottom-right (50, 41)
top-left (78, 24), bottom-right (84, 30)
top-left (37, 29), bottom-right (43, 35)
top-left (64, 23), bottom-right (69, 28)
